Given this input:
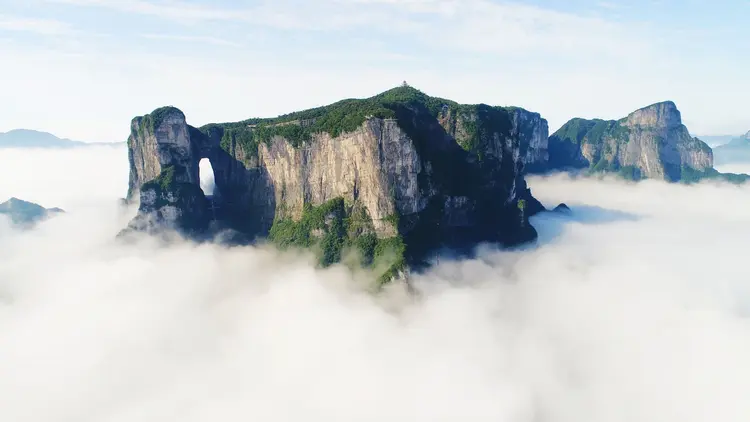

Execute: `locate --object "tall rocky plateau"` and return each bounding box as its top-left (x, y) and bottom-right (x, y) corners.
top-left (122, 86), bottom-right (550, 282)
top-left (541, 101), bottom-right (719, 182)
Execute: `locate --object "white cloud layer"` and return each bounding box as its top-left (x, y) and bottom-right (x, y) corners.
top-left (1, 148), bottom-right (750, 421)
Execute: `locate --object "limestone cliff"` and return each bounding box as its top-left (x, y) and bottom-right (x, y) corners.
top-left (545, 101), bottom-right (715, 182)
top-left (510, 109), bottom-right (549, 173)
top-left (123, 86), bottom-right (548, 281)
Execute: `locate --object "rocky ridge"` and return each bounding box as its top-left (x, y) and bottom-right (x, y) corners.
top-left (122, 86), bottom-right (551, 282)
top-left (543, 101), bottom-right (719, 182)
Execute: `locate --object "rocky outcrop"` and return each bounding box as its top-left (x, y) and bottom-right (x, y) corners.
top-left (511, 109), bottom-right (549, 173)
top-left (0, 197), bottom-right (64, 227)
top-left (126, 107), bottom-right (197, 201)
top-left (122, 86), bottom-right (548, 280)
top-left (543, 101), bottom-right (714, 182)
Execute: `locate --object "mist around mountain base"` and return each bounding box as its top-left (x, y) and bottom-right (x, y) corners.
top-left (1, 145), bottom-right (750, 421)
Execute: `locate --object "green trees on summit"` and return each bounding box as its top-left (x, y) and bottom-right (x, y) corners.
top-left (204, 85), bottom-right (519, 160)
top-left (268, 197), bottom-right (406, 285)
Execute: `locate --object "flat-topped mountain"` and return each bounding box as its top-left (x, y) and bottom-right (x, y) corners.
top-left (122, 85), bottom-right (553, 282)
top-left (0, 197), bottom-right (64, 227)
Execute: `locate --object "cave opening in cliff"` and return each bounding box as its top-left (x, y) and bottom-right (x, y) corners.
top-left (198, 158), bottom-right (216, 196)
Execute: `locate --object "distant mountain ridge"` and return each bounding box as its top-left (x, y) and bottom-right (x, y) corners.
top-left (0, 129), bottom-right (122, 148)
top-left (0, 197), bottom-right (64, 226)
top-left (540, 101), bottom-right (714, 182)
top-left (694, 134), bottom-right (742, 148)
top-left (713, 130), bottom-right (750, 165)
top-left (532, 101), bottom-right (748, 184)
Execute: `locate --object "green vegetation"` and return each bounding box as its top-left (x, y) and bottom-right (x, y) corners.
top-left (715, 171), bottom-right (750, 184)
top-left (618, 165), bottom-right (643, 181)
top-left (137, 106), bottom-right (184, 137)
top-left (217, 126), bottom-right (258, 161)
top-left (139, 165), bottom-right (208, 231)
top-left (551, 118), bottom-right (597, 145)
top-left (590, 158), bottom-right (620, 173)
top-left (552, 118), bottom-right (629, 148)
top-left (145, 165), bottom-right (179, 192)
top-left (678, 166), bottom-right (750, 185)
top-left (678, 165), bottom-right (705, 184)
top-left (586, 120), bottom-right (630, 146)
top-left (201, 85), bottom-right (518, 160)
top-left (268, 197), bottom-right (406, 285)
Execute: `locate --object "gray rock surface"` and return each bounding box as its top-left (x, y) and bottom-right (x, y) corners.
top-left (511, 109), bottom-right (549, 173)
top-left (122, 87), bottom-right (547, 273)
top-left (545, 101), bottom-right (714, 181)
top-left (258, 119), bottom-right (419, 237)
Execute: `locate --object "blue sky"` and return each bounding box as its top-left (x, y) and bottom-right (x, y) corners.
top-left (0, 0), bottom-right (747, 142)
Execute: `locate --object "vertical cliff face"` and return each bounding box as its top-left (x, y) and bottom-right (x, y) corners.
top-left (122, 86), bottom-right (546, 280)
top-left (545, 101), bottom-right (714, 182)
top-left (257, 119), bottom-right (420, 237)
top-left (122, 107), bottom-right (209, 235)
top-left (510, 109), bottom-right (549, 173)
top-left (127, 107), bottom-right (198, 200)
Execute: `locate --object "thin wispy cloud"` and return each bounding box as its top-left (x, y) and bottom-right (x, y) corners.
top-left (47, 0), bottom-right (646, 56)
top-left (3, 0), bottom-right (745, 140)
top-left (140, 33), bottom-right (242, 47)
top-left (47, 0), bottom-right (241, 22)
top-left (0, 14), bottom-right (74, 35)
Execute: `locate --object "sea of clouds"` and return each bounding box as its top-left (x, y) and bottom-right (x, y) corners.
top-left (1, 145), bottom-right (749, 422)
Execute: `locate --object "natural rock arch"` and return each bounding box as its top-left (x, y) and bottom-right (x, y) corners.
top-left (124, 107), bottom-right (276, 237)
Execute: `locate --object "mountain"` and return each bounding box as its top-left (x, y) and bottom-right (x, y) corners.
top-left (713, 131), bottom-right (750, 165)
top-left (540, 101), bottom-right (746, 183)
top-left (120, 85), bottom-right (555, 283)
top-left (0, 129), bottom-right (85, 148)
top-left (693, 134), bottom-right (738, 148)
top-left (0, 197), bottom-right (64, 226)
top-left (0, 129), bottom-right (123, 148)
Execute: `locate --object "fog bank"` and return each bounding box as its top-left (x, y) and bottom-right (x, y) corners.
top-left (1, 147), bottom-right (749, 421)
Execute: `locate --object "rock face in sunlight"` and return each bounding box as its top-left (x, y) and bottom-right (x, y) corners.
top-left (544, 101), bottom-right (717, 182)
top-left (0, 197), bottom-right (64, 227)
top-left (511, 108), bottom-right (549, 173)
top-left (123, 85), bottom-right (548, 281)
